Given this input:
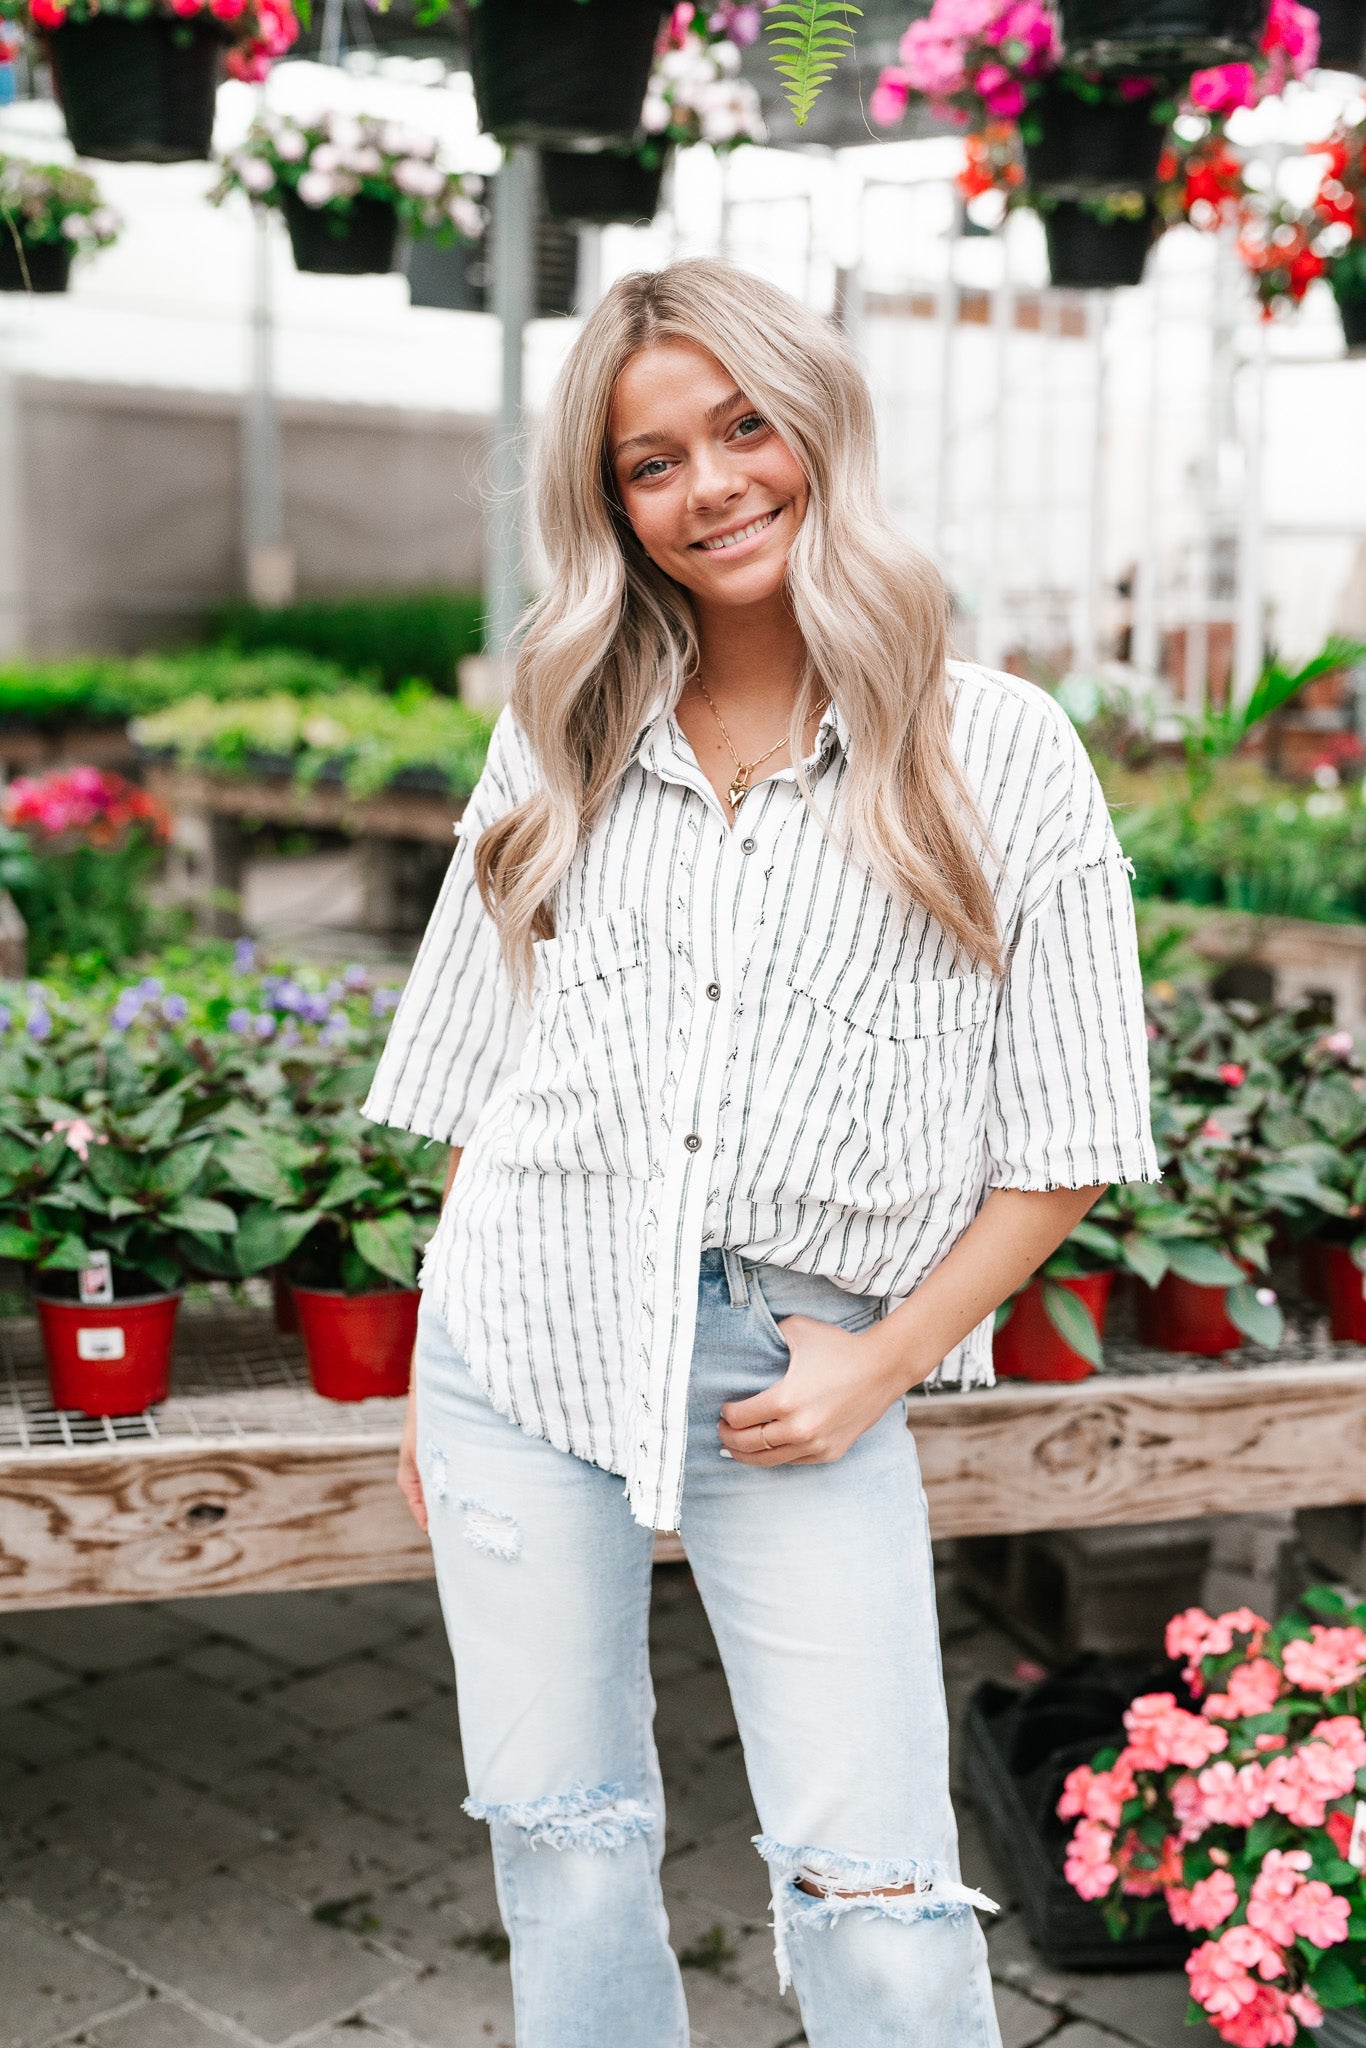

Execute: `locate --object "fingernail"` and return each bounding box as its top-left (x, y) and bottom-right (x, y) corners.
top-left (719, 1448), bottom-right (733, 1460)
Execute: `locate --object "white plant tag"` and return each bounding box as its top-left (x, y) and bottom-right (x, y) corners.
top-left (1348, 1800), bottom-right (1366, 1870)
top-left (78, 1252), bottom-right (114, 1306)
top-left (76, 1327), bottom-right (125, 1362)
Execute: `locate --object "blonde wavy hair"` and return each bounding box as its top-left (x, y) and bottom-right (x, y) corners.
top-left (475, 257), bottom-right (1001, 991)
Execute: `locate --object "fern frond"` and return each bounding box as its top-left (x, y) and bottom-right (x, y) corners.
top-left (764, 0), bottom-right (861, 127)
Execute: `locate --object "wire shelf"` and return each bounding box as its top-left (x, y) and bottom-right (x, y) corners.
top-left (0, 1304), bottom-right (404, 1459)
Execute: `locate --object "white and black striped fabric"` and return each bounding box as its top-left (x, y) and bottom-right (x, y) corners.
top-left (363, 662), bottom-right (1158, 1531)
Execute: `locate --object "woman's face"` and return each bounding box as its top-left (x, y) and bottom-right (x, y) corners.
top-left (606, 338), bottom-right (809, 613)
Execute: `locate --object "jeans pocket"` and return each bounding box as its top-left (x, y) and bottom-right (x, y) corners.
top-left (746, 1266), bottom-right (882, 1351)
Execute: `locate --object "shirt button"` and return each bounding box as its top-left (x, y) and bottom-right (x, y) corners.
top-left (705, 982), bottom-right (721, 1001)
top-left (684, 1133), bottom-right (702, 1152)
top-left (740, 836), bottom-right (757, 854)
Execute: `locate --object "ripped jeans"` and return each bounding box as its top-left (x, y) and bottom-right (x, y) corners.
top-left (416, 1247), bottom-right (1002, 2048)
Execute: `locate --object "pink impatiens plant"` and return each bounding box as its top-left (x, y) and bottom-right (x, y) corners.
top-left (872, 0), bottom-right (1061, 129)
top-left (1186, 0), bottom-right (1320, 117)
top-left (1060, 1588), bottom-right (1366, 2043)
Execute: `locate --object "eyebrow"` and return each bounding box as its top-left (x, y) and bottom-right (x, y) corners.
top-left (610, 387), bottom-right (749, 464)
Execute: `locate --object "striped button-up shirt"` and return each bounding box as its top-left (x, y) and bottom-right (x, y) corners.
top-left (363, 661), bottom-right (1158, 1530)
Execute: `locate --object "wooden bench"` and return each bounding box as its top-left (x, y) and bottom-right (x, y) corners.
top-left (3, 1304), bottom-right (1365, 1611)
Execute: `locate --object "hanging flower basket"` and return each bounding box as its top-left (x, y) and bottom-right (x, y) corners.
top-left (45, 16), bottom-right (225, 163)
top-left (1058, 0), bottom-right (1265, 71)
top-left (0, 233), bottom-right (71, 293)
top-left (993, 1272), bottom-right (1113, 1381)
top-left (1309, 0), bottom-right (1366, 71)
top-left (1042, 197), bottom-right (1159, 287)
top-left (36, 1284), bottom-right (182, 1416)
top-left (291, 1284), bottom-right (418, 1402)
top-left (282, 190), bottom-right (398, 275)
top-left (470, 0), bottom-right (666, 145)
top-left (0, 155), bottom-right (120, 294)
top-left (1022, 79), bottom-right (1169, 196)
top-left (541, 145), bottom-right (667, 225)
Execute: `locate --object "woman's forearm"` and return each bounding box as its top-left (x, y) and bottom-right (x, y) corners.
top-left (863, 1183), bottom-right (1106, 1393)
top-left (442, 1144), bottom-right (464, 1206)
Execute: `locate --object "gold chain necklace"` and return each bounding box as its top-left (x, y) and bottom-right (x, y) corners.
top-left (692, 678), bottom-right (830, 810)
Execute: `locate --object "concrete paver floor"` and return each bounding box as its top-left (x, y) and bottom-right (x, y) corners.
top-left (0, 1565), bottom-right (1215, 2048)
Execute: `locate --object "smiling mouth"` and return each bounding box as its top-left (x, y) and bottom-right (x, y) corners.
top-left (691, 507), bottom-right (781, 552)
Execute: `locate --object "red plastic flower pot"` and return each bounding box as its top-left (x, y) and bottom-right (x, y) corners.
top-left (1321, 1244), bottom-right (1366, 1343)
top-left (36, 1291), bottom-right (182, 1416)
top-left (993, 1273), bottom-right (1113, 1383)
top-left (291, 1285), bottom-right (418, 1402)
top-left (1135, 1272), bottom-right (1242, 1355)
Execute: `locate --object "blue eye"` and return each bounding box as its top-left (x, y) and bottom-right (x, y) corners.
top-left (734, 413), bottom-right (766, 437)
top-left (632, 456), bottom-right (670, 481)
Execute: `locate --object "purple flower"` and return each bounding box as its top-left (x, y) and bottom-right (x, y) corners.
top-left (233, 938), bottom-right (257, 973)
top-left (161, 993), bottom-right (189, 1024)
top-left (279, 1021), bottom-right (301, 1048)
top-left (110, 988), bottom-right (144, 1032)
top-left (139, 976), bottom-right (163, 999)
top-left (0, 1005), bottom-right (10, 1034)
top-left (253, 1014), bottom-right (276, 1040)
top-left (319, 1019), bottom-right (348, 1045)
top-left (343, 963), bottom-right (370, 989)
top-left (227, 1007), bottom-right (254, 1036)
top-left (300, 992), bottom-right (332, 1025)
top-left (371, 988), bottom-right (400, 1017)
top-left (273, 979), bottom-right (306, 1015)
top-left (27, 1005), bottom-right (51, 1041)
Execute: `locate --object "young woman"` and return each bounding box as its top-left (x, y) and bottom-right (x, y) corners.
top-left (364, 257), bottom-right (1157, 2048)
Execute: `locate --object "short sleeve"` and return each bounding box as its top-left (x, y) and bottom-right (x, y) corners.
top-left (983, 713), bottom-right (1159, 1191)
top-left (361, 710), bottom-right (532, 1145)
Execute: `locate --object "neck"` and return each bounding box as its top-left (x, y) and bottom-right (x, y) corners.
top-left (692, 588), bottom-right (807, 707)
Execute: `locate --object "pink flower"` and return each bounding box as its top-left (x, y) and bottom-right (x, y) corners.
top-left (1165, 1606), bottom-right (1269, 1687)
top-left (29, 0), bottom-right (67, 22)
top-left (1219, 1062), bottom-right (1246, 1086)
top-left (1189, 61), bottom-right (1260, 112)
top-left (1213, 1983), bottom-right (1304, 2047)
top-left (1203, 1658), bottom-right (1283, 1722)
top-left (1167, 1866), bottom-right (1238, 1931)
top-left (209, 0), bottom-right (248, 17)
top-left (869, 69), bottom-right (911, 125)
top-left (1289, 1990), bottom-right (1325, 2029)
top-left (47, 1117), bottom-right (105, 1162)
top-left (1262, 0), bottom-right (1319, 70)
top-left (1124, 1693), bottom-right (1228, 1771)
top-left (1188, 1924), bottom-right (1287, 2030)
top-left (1291, 1877), bottom-right (1350, 1949)
top-left (898, 18), bottom-right (969, 95)
top-left (1057, 1756), bottom-right (1135, 1828)
top-left (1063, 1817), bottom-right (1117, 1900)
top-left (994, 0), bottom-right (1058, 61)
top-left (1282, 1625), bottom-right (1366, 1695)
top-left (1322, 1031), bottom-right (1355, 1055)
top-left (1260, 1721), bottom-right (1365, 1827)
top-left (1186, 1758), bottom-right (1273, 1830)
top-left (981, 76), bottom-right (1026, 114)
top-left (1117, 73), bottom-right (1155, 97)
top-left (1247, 1849), bottom-right (1312, 1946)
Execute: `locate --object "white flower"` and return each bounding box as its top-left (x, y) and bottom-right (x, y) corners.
top-left (274, 126), bottom-right (307, 162)
top-left (238, 156), bottom-right (276, 194)
top-left (1255, 1287), bottom-right (1277, 1307)
top-left (347, 145), bottom-right (383, 176)
top-left (641, 92), bottom-right (671, 132)
top-left (89, 207), bottom-right (120, 238)
top-left (464, 173), bottom-right (484, 197)
top-left (701, 104), bottom-right (742, 143)
top-left (658, 49), bottom-right (692, 80)
top-left (295, 168), bottom-right (338, 208)
top-left (60, 212), bottom-right (94, 239)
top-left (447, 195), bottom-right (483, 238)
top-left (308, 142), bottom-right (342, 174)
top-left (327, 114), bottom-right (363, 154)
top-left (711, 37), bottom-right (741, 73)
top-left (380, 122), bottom-right (428, 158)
top-left (393, 157), bottom-right (445, 198)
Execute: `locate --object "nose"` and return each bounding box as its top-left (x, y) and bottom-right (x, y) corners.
top-left (686, 441), bottom-right (746, 516)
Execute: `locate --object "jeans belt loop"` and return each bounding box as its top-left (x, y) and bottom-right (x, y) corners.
top-left (721, 1247), bottom-right (749, 1308)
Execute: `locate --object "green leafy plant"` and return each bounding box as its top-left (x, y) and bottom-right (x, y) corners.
top-left (1180, 638), bottom-right (1366, 804)
top-left (206, 591), bottom-right (484, 694)
top-left (0, 649), bottom-right (366, 729)
top-left (764, 0), bottom-right (860, 125)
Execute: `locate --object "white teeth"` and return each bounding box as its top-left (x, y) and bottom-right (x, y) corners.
top-left (696, 508), bottom-right (778, 552)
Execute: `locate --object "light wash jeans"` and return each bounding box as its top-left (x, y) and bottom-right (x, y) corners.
top-left (416, 1246), bottom-right (1003, 2048)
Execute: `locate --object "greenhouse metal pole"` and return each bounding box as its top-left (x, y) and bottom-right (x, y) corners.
top-left (1233, 316), bottom-right (1268, 706)
top-left (241, 202), bottom-right (293, 607)
top-left (1131, 273), bottom-right (1163, 682)
top-left (485, 144), bottom-right (537, 673)
top-left (0, 363), bottom-right (21, 656)
top-left (1075, 291), bottom-right (1109, 676)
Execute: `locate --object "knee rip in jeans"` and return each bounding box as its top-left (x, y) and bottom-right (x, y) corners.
top-left (459, 1496), bottom-right (521, 1561)
top-left (464, 1782), bottom-right (655, 1853)
top-left (753, 1837), bottom-right (998, 1993)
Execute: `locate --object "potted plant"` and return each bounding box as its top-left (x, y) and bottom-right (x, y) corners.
top-left (1039, 189), bottom-right (1161, 287)
top-left (0, 0), bottom-right (299, 163)
top-left (212, 111), bottom-right (485, 278)
top-left (1156, 123), bottom-right (1249, 232)
top-left (213, 1084), bottom-right (444, 1400)
top-left (1058, 1585), bottom-right (1366, 2041)
top-left (0, 1005), bottom-right (241, 1413)
top-left (1237, 199), bottom-right (1330, 322)
top-left (0, 767), bottom-right (176, 974)
top-left (0, 155), bottom-right (120, 294)
top-left (993, 1241), bottom-right (1115, 1380)
top-left (1248, 1021), bottom-right (1366, 1342)
top-left (1059, 0), bottom-right (1267, 72)
top-left (1179, 0), bottom-right (1320, 121)
top-left (469, 0), bottom-right (667, 145)
top-left (542, 3), bottom-right (765, 225)
top-left (1135, 990), bottom-right (1288, 1355)
top-left (1311, 121), bottom-right (1366, 355)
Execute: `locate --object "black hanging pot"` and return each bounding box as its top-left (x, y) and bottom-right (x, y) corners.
top-left (1022, 81), bottom-right (1169, 196)
top-left (1043, 199), bottom-right (1159, 287)
top-left (471, 0), bottom-right (666, 144)
top-left (1059, 0), bottom-right (1264, 69)
top-left (541, 147), bottom-right (666, 225)
top-left (1335, 283), bottom-right (1366, 355)
top-left (282, 192), bottom-right (399, 276)
top-left (0, 234), bottom-right (73, 294)
top-left (1312, 0), bottom-right (1366, 71)
top-left (405, 236), bottom-right (487, 310)
top-left (46, 17), bottom-right (224, 163)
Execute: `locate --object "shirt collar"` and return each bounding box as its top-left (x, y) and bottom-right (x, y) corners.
top-left (630, 687), bottom-right (848, 780)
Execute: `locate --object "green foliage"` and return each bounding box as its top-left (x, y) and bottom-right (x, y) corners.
top-left (0, 649), bottom-right (364, 729)
top-left (132, 683), bottom-right (493, 802)
top-left (207, 591), bottom-right (485, 693)
top-left (10, 834), bottom-right (184, 978)
top-left (1180, 638), bottom-right (1366, 802)
top-left (764, 0), bottom-right (860, 125)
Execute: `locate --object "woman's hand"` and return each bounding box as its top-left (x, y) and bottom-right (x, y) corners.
top-left (717, 1314), bottom-right (931, 1467)
top-left (397, 1388), bottom-right (427, 1530)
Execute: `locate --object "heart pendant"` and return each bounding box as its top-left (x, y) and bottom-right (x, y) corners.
top-left (727, 779), bottom-right (749, 809)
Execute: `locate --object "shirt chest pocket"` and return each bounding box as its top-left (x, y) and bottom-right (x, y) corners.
top-left (496, 906), bottom-right (655, 1181)
top-left (765, 960), bottom-right (996, 1212)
